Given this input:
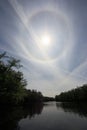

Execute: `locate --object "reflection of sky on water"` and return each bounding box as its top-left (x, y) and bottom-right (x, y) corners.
top-left (1, 102), bottom-right (87, 130)
top-left (19, 102), bottom-right (87, 130)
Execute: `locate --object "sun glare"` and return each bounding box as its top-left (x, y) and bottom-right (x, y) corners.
top-left (40, 35), bottom-right (51, 47)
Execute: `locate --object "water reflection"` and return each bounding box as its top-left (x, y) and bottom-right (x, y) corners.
top-left (1, 102), bottom-right (87, 130)
top-left (0, 103), bottom-right (43, 130)
top-left (56, 102), bottom-right (87, 117)
top-left (19, 102), bottom-right (87, 130)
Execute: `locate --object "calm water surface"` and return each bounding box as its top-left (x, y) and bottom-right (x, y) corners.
top-left (0, 102), bottom-right (87, 130)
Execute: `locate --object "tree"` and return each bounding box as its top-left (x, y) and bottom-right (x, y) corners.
top-left (24, 90), bottom-right (43, 104)
top-left (0, 52), bottom-right (27, 105)
top-left (55, 84), bottom-right (87, 102)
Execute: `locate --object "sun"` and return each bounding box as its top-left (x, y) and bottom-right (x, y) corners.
top-left (40, 34), bottom-right (51, 47)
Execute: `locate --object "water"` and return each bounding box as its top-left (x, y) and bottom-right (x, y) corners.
top-left (0, 102), bottom-right (87, 130)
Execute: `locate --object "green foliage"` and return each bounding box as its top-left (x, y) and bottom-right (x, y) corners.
top-left (0, 52), bottom-right (27, 105)
top-left (24, 90), bottom-right (43, 104)
top-left (55, 84), bottom-right (87, 102)
top-left (0, 52), bottom-right (54, 105)
top-left (43, 96), bottom-right (55, 102)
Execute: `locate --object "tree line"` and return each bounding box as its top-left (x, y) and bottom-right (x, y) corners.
top-left (0, 52), bottom-right (55, 105)
top-left (55, 84), bottom-right (87, 102)
top-left (1, 52), bottom-right (87, 105)
top-left (0, 52), bottom-right (44, 105)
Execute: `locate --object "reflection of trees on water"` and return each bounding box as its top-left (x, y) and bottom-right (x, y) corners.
top-left (0, 103), bottom-right (43, 130)
top-left (24, 103), bottom-right (43, 119)
top-left (56, 102), bottom-right (87, 117)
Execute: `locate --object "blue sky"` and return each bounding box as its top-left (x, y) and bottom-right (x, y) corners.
top-left (0, 0), bottom-right (87, 96)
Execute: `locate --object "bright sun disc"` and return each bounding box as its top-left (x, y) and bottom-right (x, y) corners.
top-left (40, 35), bottom-right (51, 46)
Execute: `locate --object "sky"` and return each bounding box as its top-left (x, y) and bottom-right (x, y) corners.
top-left (0, 0), bottom-right (87, 96)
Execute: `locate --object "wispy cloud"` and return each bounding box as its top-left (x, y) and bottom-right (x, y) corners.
top-left (0, 0), bottom-right (87, 96)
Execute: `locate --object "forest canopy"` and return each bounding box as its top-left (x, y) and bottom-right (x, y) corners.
top-left (55, 84), bottom-right (87, 102)
top-left (0, 52), bottom-right (43, 105)
top-left (0, 52), bottom-right (27, 104)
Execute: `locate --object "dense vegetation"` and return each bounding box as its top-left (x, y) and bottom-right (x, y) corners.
top-left (1, 52), bottom-right (87, 105)
top-left (24, 90), bottom-right (43, 104)
top-left (0, 52), bottom-right (43, 105)
top-left (55, 84), bottom-right (87, 102)
top-left (43, 96), bottom-right (55, 102)
top-left (0, 52), bottom-right (54, 105)
top-left (0, 52), bottom-right (26, 105)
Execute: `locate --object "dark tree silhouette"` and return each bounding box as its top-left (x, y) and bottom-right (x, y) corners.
top-left (55, 84), bottom-right (87, 102)
top-left (0, 52), bottom-right (27, 105)
top-left (0, 52), bottom-right (44, 105)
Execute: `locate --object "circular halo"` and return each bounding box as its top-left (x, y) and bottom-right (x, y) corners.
top-left (26, 8), bottom-right (74, 64)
